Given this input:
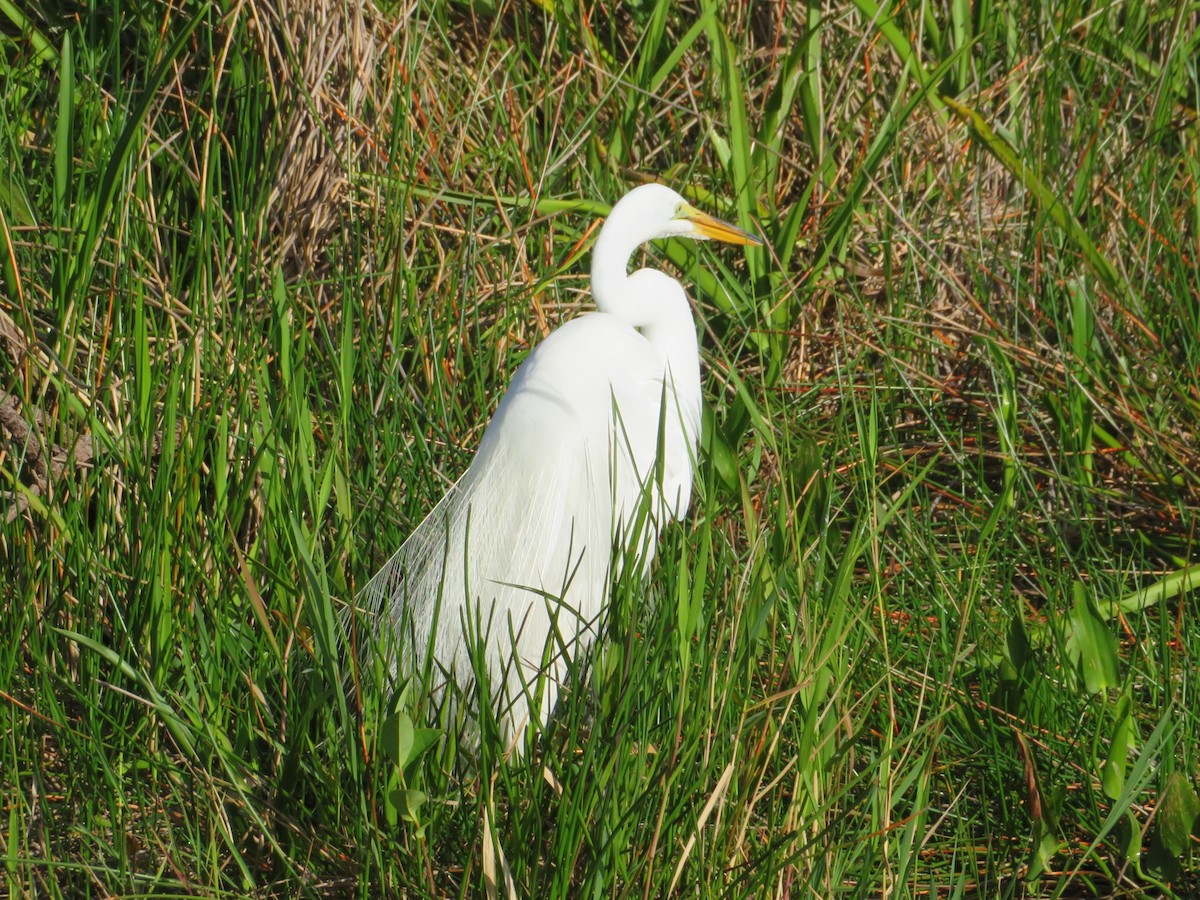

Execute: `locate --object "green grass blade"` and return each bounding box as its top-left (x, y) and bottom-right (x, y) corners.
top-left (0, 0), bottom-right (57, 63)
top-left (849, 0), bottom-right (947, 117)
top-left (52, 31), bottom-right (72, 313)
top-left (941, 94), bottom-right (1128, 302)
top-left (66, 5), bottom-right (209, 305)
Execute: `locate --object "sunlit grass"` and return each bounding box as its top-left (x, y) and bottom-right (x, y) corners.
top-left (2, 0), bottom-right (1198, 896)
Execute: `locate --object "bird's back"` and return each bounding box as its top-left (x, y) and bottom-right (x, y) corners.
top-left (358, 312), bottom-right (698, 743)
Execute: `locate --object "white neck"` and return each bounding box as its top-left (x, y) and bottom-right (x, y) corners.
top-left (589, 209), bottom-right (701, 446)
top-left (591, 211), bottom-right (653, 324)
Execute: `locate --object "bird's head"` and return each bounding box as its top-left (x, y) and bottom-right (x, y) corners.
top-left (607, 183), bottom-right (762, 247)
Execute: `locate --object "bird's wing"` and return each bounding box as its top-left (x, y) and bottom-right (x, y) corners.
top-left (356, 341), bottom-right (619, 691)
top-left (354, 313), bottom-right (691, 730)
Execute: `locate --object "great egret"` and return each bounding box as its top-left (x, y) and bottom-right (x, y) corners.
top-left (358, 183), bottom-right (760, 748)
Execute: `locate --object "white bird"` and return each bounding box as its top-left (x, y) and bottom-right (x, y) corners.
top-left (357, 183), bottom-right (760, 749)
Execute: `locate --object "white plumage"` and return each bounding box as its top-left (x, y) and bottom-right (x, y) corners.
top-left (357, 184), bottom-right (759, 747)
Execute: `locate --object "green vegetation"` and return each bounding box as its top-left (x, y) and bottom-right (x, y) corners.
top-left (3, 0), bottom-right (1199, 895)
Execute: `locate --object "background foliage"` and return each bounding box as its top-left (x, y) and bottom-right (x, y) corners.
top-left (2, 0), bottom-right (1198, 895)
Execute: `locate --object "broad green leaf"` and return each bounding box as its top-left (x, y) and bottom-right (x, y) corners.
top-left (1026, 829), bottom-right (1064, 882)
top-left (1104, 563), bottom-right (1200, 620)
top-left (1007, 611), bottom-right (1033, 673)
top-left (703, 407), bottom-right (739, 492)
top-left (390, 788), bottom-right (428, 838)
top-left (406, 728), bottom-right (441, 772)
top-left (388, 787), bottom-right (428, 821)
top-left (1156, 771), bottom-right (1200, 858)
top-left (1065, 582), bottom-right (1119, 694)
top-left (1102, 693), bottom-right (1135, 800)
top-left (381, 710), bottom-right (416, 767)
top-left (1118, 810), bottom-right (1142, 863)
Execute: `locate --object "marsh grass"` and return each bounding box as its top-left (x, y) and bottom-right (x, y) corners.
top-left (2, 0), bottom-right (1198, 896)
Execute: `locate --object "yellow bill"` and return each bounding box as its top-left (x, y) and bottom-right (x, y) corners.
top-left (678, 202), bottom-right (763, 246)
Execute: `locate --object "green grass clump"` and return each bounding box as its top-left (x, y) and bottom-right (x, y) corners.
top-left (2, 0), bottom-right (1198, 896)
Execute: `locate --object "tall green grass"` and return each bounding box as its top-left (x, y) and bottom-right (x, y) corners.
top-left (2, 0), bottom-right (1198, 896)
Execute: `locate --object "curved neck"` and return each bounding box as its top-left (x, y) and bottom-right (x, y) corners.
top-left (588, 207), bottom-right (702, 449)
top-left (590, 217), bottom-right (652, 324)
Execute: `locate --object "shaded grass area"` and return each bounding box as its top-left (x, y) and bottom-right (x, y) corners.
top-left (2, 0), bottom-right (1198, 896)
